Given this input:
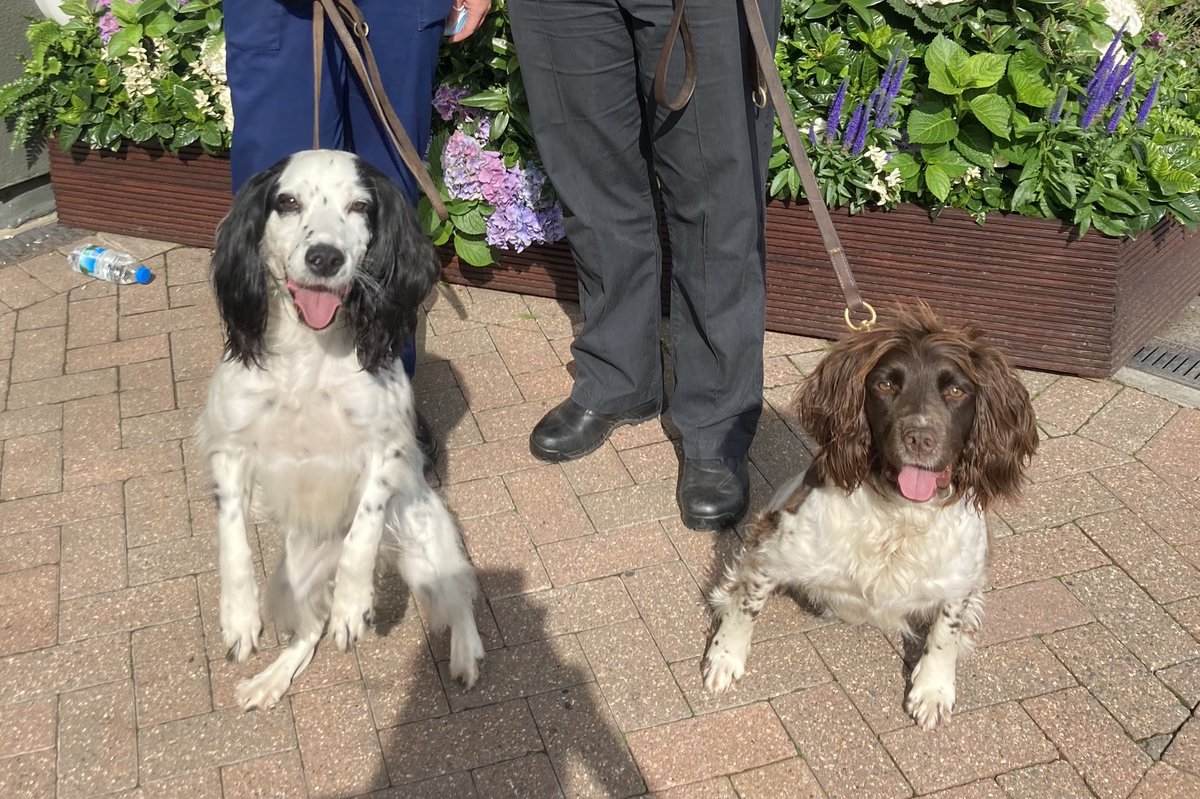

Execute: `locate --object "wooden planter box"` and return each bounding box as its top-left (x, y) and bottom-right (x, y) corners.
top-left (47, 139), bottom-right (232, 248)
top-left (441, 203), bottom-right (1200, 377)
top-left (48, 141), bottom-right (1199, 377)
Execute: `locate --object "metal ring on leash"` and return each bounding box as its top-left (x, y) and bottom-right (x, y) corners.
top-left (752, 84), bottom-right (767, 109)
top-left (844, 302), bottom-right (877, 332)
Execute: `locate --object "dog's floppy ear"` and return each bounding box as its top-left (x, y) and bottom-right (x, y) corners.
top-left (212, 160), bottom-right (284, 368)
top-left (795, 330), bottom-right (893, 492)
top-left (344, 159), bottom-right (441, 374)
top-left (959, 342), bottom-right (1039, 511)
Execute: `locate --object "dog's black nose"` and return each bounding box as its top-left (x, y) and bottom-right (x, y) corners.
top-left (902, 426), bottom-right (937, 457)
top-left (305, 244), bottom-right (346, 277)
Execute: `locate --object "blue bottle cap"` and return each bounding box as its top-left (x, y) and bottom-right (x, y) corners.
top-left (134, 266), bottom-right (153, 284)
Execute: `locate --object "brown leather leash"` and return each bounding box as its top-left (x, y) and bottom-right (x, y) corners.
top-left (654, 0), bottom-right (876, 331)
top-left (312, 0), bottom-right (449, 221)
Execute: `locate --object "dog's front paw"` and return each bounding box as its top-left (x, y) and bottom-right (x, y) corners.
top-left (906, 662), bottom-right (956, 730)
top-left (220, 588), bottom-right (262, 664)
top-left (329, 586), bottom-right (374, 652)
top-left (235, 668), bottom-right (289, 712)
top-left (702, 645), bottom-right (746, 696)
top-left (449, 625), bottom-right (484, 690)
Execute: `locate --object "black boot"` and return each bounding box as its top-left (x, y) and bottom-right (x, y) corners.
top-left (415, 411), bottom-right (438, 471)
top-left (530, 397), bottom-right (660, 462)
top-left (677, 457), bottom-right (749, 531)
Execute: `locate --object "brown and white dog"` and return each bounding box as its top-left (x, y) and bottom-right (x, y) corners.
top-left (702, 305), bottom-right (1038, 729)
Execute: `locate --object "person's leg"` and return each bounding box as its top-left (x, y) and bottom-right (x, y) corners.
top-left (628, 0), bottom-right (780, 528)
top-left (344, 0), bottom-right (449, 384)
top-left (631, 0), bottom-right (779, 460)
top-left (224, 1), bottom-right (347, 193)
top-left (343, 0), bottom-right (450, 202)
top-left (508, 0), bottom-right (665, 415)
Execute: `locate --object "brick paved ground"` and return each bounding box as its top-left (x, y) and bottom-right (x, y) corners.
top-left (2, 230), bottom-right (1200, 798)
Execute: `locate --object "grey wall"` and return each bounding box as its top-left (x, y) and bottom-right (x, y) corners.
top-left (1, 0), bottom-right (55, 228)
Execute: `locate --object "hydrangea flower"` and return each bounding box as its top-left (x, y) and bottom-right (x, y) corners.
top-left (433, 85), bottom-right (468, 121)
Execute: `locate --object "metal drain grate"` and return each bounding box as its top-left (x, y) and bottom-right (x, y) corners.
top-left (1130, 340), bottom-right (1200, 389)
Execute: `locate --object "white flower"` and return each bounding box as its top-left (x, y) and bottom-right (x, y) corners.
top-left (867, 169), bottom-right (903, 205)
top-left (116, 44), bottom-right (156, 98)
top-left (1092, 0), bottom-right (1142, 52)
top-left (864, 146), bottom-right (891, 170)
top-left (1098, 0), bottom-right (1143, 35)
top-left (962, 166), bottom-right (981, 185)
top-left (802, 118), bottom-right (826, 138)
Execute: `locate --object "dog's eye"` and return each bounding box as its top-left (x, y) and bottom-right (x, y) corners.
top-left (275, 194), bottom-right (300, 213)
top-left (349, 199), bottom-right (369, 214)
top-left (945, 385), bottom-right (966, 399)
top-left (875, 379), bottom-right (895, 393)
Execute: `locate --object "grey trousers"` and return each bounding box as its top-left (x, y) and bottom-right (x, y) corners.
top-left (508, 0), bottom-right (781, 459)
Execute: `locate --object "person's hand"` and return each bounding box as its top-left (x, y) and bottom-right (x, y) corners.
top-left (446, 0), bottom-right (491, 43)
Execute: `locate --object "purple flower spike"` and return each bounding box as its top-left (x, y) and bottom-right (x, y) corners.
top-left (1135, 73), bottom-right (1161, 127)
top-left (843, 101), bottom-right (865, 151)
top-left (827, 80), bottom-right (848, 142)
top-left (1047, 87), bottom-right (1067, 123)
top-left (1086, 23), bottom-right (1126, 100)
top-left (849, 102), bottom-right (872, 155)
top-left (808, 123), bottom-right (818, 147)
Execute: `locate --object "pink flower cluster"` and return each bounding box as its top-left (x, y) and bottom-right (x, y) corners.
top-left (436, 85), bottom-right (565, 253)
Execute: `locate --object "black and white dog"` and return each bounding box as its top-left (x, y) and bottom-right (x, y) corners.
top-left (197, 150), bottom-right (482, 710)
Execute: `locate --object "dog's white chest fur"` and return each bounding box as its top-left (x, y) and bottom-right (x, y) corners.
top-left (776, 484), bottom-right (988, 631)
top-left (202, 342), bottom-right (411, 538)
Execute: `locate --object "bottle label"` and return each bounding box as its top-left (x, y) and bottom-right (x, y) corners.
top-left (77, 246), bottom-right (106, 276)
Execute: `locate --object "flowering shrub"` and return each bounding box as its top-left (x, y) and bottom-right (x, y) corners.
top-left (0, 0), bottom-right (229, 155)
top-left (422, 1), bottom-right (565, 266)
top-left (771, 0), bottom-right (1200, 237)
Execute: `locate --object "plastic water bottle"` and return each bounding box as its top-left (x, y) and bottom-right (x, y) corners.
top-left (67, 245), bottom-right (153, 285)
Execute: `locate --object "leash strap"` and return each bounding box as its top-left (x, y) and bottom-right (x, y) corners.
top-left (653, 0), bottom-right (697, 111)
top-left (312, 0), bottom-right (449, 221)
top-left (739, 0), bottom-right (873, 328)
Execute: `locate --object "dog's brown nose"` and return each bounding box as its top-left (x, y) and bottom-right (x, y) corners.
top-left (305, 244), bottom-right (345, 277)
top-left (902, 426), bottom-right (937, 457)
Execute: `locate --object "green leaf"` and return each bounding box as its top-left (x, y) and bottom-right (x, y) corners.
top-left (924, 35), bottom-right (969, 95)
top-left (954, 123), bottom-right (995, 167)
top-left (924, 164), bottom-right (951, 201)
top-left (906, 101), bottom-right (958, 144)
top-left (1011, 179), bottom-right (1038, 210)
top-left (58, 123), bottom-right (83, 150)
top-left (1007, 49), bottom-right (1057, 108)
top-left (199, 120), bottom-right (223, 149)
top-left (143, 12), bottom-right (175, 39)
top-left (108, 0), bottom-right (141, 25)
top-left (453, 234), bottom-right (495, 267)
top-left (460, 88), bottom-right (508, 112)
top-left (129, 120), bottom-right (155, 142)
top-left (105, 24), bottom-right (143, 59)
top-left (967, 94), bottom-right (1011, 139)
top-left (451, 205), bottom-right (488, 236)
top-left (889, 152), bottom-right (920, 180)
top-left (960, 53), bottom-right (1009, 90)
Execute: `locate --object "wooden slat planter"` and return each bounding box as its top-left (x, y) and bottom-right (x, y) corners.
top-left (441, 203), bottom-right (1200, 377)
top-left (48, 140), bottom-right (1199, 377)
top-left (47, 140), bottom-right (231, 248)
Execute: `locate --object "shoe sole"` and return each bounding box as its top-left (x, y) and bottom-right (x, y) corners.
top-left (529, 406), bottom-right (660, 463)
top-left (679, 506), bottom-right (747, 532)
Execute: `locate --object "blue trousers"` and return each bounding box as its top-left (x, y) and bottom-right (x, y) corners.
top-left (224, 0), bottom-right (451, 375)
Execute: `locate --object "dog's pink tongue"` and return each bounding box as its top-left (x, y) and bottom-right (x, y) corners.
top-left (898, 465), bottom-right (940, 502)
top-left (287, 279), bottom-right (342, 330)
